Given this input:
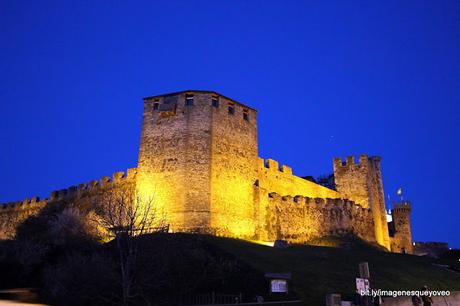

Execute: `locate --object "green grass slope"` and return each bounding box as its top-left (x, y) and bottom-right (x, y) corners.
top-left (201, 235), bottom-right (460, 305)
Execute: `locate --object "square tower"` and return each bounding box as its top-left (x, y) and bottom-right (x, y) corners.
top-left (333, 155), bottom-right (391, 250)
top-left (136, 91), bottom-right (258, 237)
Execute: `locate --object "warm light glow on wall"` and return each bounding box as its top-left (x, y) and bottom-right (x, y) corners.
top-left (136, 174), bottom-right (175, 229)
top-left (210, 174), bottom-right (256, 238)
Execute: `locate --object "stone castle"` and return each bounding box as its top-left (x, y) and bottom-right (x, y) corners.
top-left (0, 90), bottom-right (413, 253)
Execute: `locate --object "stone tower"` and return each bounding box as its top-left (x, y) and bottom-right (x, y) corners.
top-left (333, 154), bottom-right (390, 250)
top-left (390, 201), bottom-right (413, 254)
top-left (136, 90), bottom-right (258, 237)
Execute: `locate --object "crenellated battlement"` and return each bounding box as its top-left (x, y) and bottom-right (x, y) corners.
top-left (0, 168), bottom-right (138, 239)
top-left (265, 190), bottom-right (370, 214)
top-left (1, 197), bottom-right (47, 212)
top-left (392, 201), bottom-right (411, 213)
top-left (333, 154), bottom-right (370, 169)
top-left (0, 168), bottom-right (137, 211)
top-left (257, 159), bottom-right (343, 204)
top-left (258, 158), bottom-right (292, 175)
top-left (333, 154), bottom-right (384, 171)
top-left (46, 168), bottom-right (137, 202)
top-left (255, 186), bottom-right (375, 243)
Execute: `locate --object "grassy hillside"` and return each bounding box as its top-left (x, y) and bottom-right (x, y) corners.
top-left (2, 226), bottom-right (458, 305)
top-left (201, 235), bottom-right (460, 305)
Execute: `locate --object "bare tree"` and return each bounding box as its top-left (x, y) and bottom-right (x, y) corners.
top-left (94, 190), bottom-right (167, 306)
top-left (48, 207), bottom-right (102, 245)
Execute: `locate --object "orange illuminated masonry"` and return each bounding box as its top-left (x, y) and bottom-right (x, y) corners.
top-left (0, 90), bottom-right (412, 254)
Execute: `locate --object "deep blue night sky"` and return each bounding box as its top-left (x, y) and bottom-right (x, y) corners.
top-left (1, 1), bottom-right (459, 247)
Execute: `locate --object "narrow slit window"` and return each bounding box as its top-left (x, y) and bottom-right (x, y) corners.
top-left (228, 103), bottom-right (235, 115)
top-left (243, 109), bottom-right (249, 121)
top-left (185, 94), bottom-right (194, 106)
top-left (212, 95), bottom-right (219, 108)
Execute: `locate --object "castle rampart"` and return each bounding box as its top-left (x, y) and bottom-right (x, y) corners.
top-left (0, 90), bottom-right (412, 254)
top-left (0, 168), bottom-right (137, 239)
top-left (253, 186), bottom-right (375, 243)
top-left (257, 157), bottom-right (341, 199)
top-left (413, 242), bottom-right (449, 257)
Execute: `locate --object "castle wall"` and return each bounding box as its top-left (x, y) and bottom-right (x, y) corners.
top-left (257, 158), bottom-right (341, 199)
top-left (0, 197), bottom-right (47, 239)
top-left (254, 186), bottom-right (375, 243)
top-left (0, 169), bottom-right (137, 239)
top-left (209, 96), bottom-right (258, 238)
top-left (1, 90), bottom-right (411, 253)
top-left (136, 92), bottom-right (214, 232)
top-left (413, 242), bottom-right (448, 257)
top-left (334, 155), bottom-right (390, 250)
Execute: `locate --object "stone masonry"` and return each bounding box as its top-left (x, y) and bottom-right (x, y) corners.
top-left (0, 90), bottom-right (413, 253)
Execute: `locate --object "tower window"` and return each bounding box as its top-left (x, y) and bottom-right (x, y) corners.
top-left (243, 109), bottom-right (249, 121)
top-left (228, 103), bottom-right (235, 115)
top-left (153, 98), bottom-right (160, 110)
top-left (185, 94), bottom-right (194, 106)
top-left (212, 95), bottom-right (219, 108)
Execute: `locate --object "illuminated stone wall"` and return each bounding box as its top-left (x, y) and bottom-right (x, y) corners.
top-left (390, 202), bottom-right (413, 254)
top-left (254, 186), bottom-right (375, 243)
top-left (334, 155), bottom-right (391, 250)
top-left (137, 91), bottom-right (259, 238)
top-left (209, 96), bottom-right (258, 238)
top-left (258, 158), bottom-right (342, 199)
top-left (0, 90), bottom-right (411, 253)
top-left (136, 92), bottom-right (214, 232)
top-left (0, 169), bottom-right (137, 239)
top-left (0, 198), bottom-right (46, 239)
